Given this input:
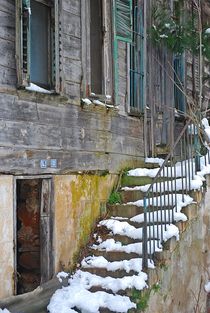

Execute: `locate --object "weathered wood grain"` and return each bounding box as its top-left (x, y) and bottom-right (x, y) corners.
top-left (63, 34), bottom-right (81, 60)
top-left (62, 0), bottom-right (80, 16)
top-left (62, 10), bottom-right (81, 38)
top-left (0, 0), bottom-right (15, 16)
top-left (0, 10), bottom-right (15, 42)
top-left (0, 38), bottom-right (15, 69)
top-left (63, 58), bottom-right (82, 84)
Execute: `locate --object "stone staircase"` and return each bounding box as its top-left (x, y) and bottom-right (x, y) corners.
top-left (1, 160), bottom-right (206, 313)
top-left (47, 160), bottom-right (199, 313)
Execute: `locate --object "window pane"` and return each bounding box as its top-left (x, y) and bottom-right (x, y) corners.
top-left (30, 0), bottom-right (50, 88)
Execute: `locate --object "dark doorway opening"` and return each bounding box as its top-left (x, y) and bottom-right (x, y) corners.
top-left (16, 178), bottom-right (52, 294)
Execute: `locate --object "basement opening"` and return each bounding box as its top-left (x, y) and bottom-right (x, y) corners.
top-left (16, 178), bottom-right (52, 294)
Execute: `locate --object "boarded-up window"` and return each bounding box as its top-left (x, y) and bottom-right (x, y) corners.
top-left (16, 0), bottom-right (60, 91)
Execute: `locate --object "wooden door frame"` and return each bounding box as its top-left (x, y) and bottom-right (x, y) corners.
top-left (13, 175), bottom-right (54, 295)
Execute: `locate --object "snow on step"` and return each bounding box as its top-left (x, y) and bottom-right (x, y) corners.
top-left (99, 218), bottom-right (181, 242)
top-left (68, 270), bottom-right (148, 293)
top-left (92, 238), bottom-right (162, 255)
top-left (48, 285), bottom-right (136, 313)
top-left (130, 208), bottom-right (187, 223)
top-left (126, 193), bottom-right (193, 208)
top-left (122, 176), bottom-right (203, 193)
top-left (82, 256), bottom-right (155, 273)
top-left (127, 159), bottom-right (195, 178)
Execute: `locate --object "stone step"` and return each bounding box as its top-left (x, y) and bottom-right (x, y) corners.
top-left (90, 249), bottom-right (141, 262)
top-left (120, 189), bottom-right (145, 202)
top-left (107, 204), bottom-right (143, 218)
top-left (89, 285), bottom-right (136, 298)
top-left (81, 267), bottom-right (138, 279)
top-left (121, 175), bottom-right (169, 188)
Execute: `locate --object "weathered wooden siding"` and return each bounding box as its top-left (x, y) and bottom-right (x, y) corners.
top-left (0, 0), bottom-right (144, 175)
top-left (118, 41), bottom-right (128, 113)
top-left (0, 92), bottom-right (144, 174)
top-left (62, 0), bottom-right (82, 101)
top-left (146, 0), bottom-right (174, 155)
top-left (0, 0), bottom-right (16, 90)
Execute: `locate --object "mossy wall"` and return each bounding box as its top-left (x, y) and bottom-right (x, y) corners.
top-left (53, 174), bottom-right (117, 272)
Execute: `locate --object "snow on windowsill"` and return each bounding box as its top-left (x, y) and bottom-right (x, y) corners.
top-left (25, 83), bottom-right (53, 94)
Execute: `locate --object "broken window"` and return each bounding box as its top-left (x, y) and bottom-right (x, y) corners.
top-left (16, 0), bottom-right (60, 92)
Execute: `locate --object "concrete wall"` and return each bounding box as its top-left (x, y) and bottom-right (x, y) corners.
top-left (144, 176), bottom-right (210, 313)
top-left (0, 176), bottom-right (14, 299)
top-left (53, 174), bottom-right (117, 272)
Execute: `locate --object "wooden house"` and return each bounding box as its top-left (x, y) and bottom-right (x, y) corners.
top-left (0, 0), bottom-right (209, 299)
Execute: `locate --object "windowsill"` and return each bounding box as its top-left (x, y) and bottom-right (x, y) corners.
top-left (25, 83), bottom-right (54, 94)
top-left (81, 93), bottom-right (117, 110)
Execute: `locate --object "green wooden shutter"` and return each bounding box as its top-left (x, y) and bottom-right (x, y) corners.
top-left (114, 0), bottom-right (132, 42)
top-left (16, 0), bottom-right (31, 87)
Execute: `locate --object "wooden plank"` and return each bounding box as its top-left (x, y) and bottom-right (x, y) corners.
top-left (0, 120), bottom-right (62, 149)
top-left (62, 0), bottom-right (80, 16)
top-left (0, 66), bottom-right (16, 88)
top-left (0, 38), bottom-right (15, 69)
top-left (63, 11), bottom-right (81, 38)
top-left (0, 0), bottom-right (15, 16)
top-left (63, 58), bottom-right (82, 84)
top-left (63, 34), bottom-right (81, 60)
top-left (0, 10), bottom-right (15, 42)
top-left (40, 179), bottom-right (52, 284)
top-left (64, 81), bottom-right (81, 99)
top-left (0, 147), bottom-right (144, 175)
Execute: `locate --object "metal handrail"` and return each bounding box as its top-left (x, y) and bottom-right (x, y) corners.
top-left (142, 118), bottom-right (209, 269)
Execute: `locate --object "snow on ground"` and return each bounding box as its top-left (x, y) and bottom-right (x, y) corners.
top-left (0, 310), bottom-right (11, 313)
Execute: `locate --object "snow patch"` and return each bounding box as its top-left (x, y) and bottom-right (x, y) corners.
top-left (57, 271), bottom-right (69, 282)
top-left (26, 83), bottom-right (53, 94)
top-left (82, 98), bottom-right (92, 105)
top-left (48, 286), bottom-right (136, 313)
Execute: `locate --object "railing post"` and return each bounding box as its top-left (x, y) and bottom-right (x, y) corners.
top-left (143, 196), bottom-right (148, 269)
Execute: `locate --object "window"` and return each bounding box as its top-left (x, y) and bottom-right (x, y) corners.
top-left (129, 1), bottom-right (145, 114)
top-left (81, 1), bottom-right (113, 98)
top-left (174, 54), bottom-right (185, 114)
top-left (16, 0), bottom-right (60, 92)
top-left (90, 0), bottom-right (103, 94)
